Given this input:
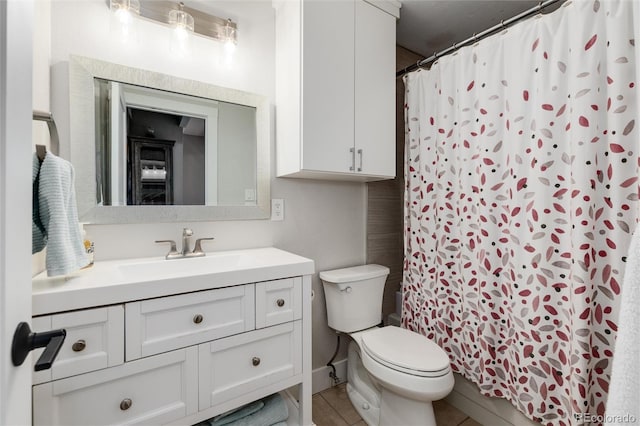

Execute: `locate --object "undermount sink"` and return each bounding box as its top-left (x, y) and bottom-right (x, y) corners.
top-left (117, 251), bottom-right (248, 281)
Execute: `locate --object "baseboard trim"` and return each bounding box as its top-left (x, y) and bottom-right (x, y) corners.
top-left (312, 359), bottom-right (348, 394)
top-left (445, 373), bottom-right (539, 426)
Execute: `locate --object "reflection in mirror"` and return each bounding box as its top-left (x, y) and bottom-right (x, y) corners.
top-left (66, 55), bottom-right (270, 223)
top-left (93, 78), bottom-right (257, 207)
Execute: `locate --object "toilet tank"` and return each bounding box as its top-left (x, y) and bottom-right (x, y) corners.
top-left (320, 264), bottom-right (390, 333)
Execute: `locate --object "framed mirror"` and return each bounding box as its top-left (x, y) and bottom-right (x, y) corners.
top-left (66, 55), bottom-right (270, 223)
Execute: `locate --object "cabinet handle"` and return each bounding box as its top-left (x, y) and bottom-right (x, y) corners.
top-left (349, 147), bottom-right (355, 171)
top-left (357, 149), bottom-right (363, 172)
top-left (252, 357), bottom-right (261, 366)
top-left (193, 314), bottom-right (204, 324)
top-left (120, 398), bottom-right (132, 411)
top-left (72, 340), bottom-right (86, 352)
top-left (276, 298), bottom-right (285, 307)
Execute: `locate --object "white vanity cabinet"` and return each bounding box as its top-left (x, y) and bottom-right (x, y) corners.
top-left (31, 249), bottom-right (314, 426)
top-left (274, 0), bottom-right (400, 181)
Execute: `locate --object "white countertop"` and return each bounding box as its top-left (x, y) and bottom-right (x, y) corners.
top-left (32, 247), bottom-right (315, 316)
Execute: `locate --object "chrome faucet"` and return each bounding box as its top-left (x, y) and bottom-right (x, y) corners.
top-left (155, 228), bottom-right (215, 260)
top-left (181, 228), bottom-right (193, 256)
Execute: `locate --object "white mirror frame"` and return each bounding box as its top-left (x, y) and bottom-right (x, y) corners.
top-left (66, 55), bottom-right (270, 223)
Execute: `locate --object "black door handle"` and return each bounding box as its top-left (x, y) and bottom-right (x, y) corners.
top-left (11, 322), bottom-right (66, 371)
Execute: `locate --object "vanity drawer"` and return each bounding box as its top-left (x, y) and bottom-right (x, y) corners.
top-left (198, 321), bottom-right (302, 410)
top-left (33, 346), bottom-right (198, 426)
top-left (32, 305), bottom-right (124, 385)
top-left (126, 285), bottom-right (255, 360)
top-left (255, 277), bottom-right (302, 328)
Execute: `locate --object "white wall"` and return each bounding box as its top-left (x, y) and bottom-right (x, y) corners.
top-left (34, 0), bottom-right (365, 370)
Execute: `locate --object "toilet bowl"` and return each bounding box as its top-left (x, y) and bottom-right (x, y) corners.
top-left (320, 265), bottom-right (454, 426)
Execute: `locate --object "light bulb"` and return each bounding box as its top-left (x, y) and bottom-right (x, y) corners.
top-left (175, 24), bottom-right (190, 41)
top-left (224, 39), bottom-right (236, 54)
top-left (114, 8), bottom-right (133, 25)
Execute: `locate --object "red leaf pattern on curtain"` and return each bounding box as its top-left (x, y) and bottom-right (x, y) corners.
top-left (402, 1), bottom-right (639, 425)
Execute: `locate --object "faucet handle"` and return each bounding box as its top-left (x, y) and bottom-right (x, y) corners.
top-left (183, 228), bottom-right (193, 237)
top-left (193, 237), bottom-right (215, 255)
top-left (155, 240), bottom-right (180, 259)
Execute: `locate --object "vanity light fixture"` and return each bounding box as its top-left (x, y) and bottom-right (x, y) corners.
top-left (109, 0), bottom-right (238, 47)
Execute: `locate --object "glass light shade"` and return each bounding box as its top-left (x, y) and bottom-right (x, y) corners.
top-left (222, 19), bottom-right (237, 53)
top-left (111, 0), bottom-right (140, 23)
top-left (168, 6), bottom-right (195, 35)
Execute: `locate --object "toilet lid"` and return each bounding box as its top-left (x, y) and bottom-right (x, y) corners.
top-left (361, 327), bottom-right (451, 377)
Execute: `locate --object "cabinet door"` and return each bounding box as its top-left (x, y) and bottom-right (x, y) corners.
top-left (199, 322), bottom-right (302, 410)
top-left (33, 347), bottom-right (198, 426)
top-left (354, 0), bottom-right (396, 177)
top-left (32, 305), bottom-right (124, 385)
top-left (301, 0), bottom-right (355, 174)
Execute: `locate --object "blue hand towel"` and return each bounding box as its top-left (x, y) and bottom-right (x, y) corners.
top-left (209, 400), bottom-right (265, 426)
top-left (35, 151), bottom-right (88, 276)
top-left (221, 393), bottom-right (289, 426)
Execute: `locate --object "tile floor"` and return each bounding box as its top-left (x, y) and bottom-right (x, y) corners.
top-left (312, 383), bottom-right (483, 426)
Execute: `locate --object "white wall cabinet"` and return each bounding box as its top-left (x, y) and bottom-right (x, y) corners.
top-left (275, 0), bottom-right (400, 181)
top-left (32, 276), bottom-right (312, 426)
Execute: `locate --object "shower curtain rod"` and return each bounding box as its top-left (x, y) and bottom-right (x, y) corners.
top-left (396, 0), bottom-right (563, 78)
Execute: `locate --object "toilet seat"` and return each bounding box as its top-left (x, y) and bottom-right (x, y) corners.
top-left (361, 327), bottom-right (451, 378)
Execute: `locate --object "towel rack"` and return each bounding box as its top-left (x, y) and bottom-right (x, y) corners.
top-left (33, 110), bottom-right (60, 159)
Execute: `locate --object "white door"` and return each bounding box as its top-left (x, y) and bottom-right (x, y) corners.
top-left (0, 1), bottom-right (35, 425)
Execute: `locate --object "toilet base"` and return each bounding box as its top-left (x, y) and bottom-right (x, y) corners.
top-left (379, 387), bottom-right (436, 426)
top-left (346, 339), bottom-right (440, 426)
top-left (347, 340), bottom-right (380, 426)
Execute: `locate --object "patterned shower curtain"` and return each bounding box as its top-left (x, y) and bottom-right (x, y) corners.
top-left (402, 1), bottom-right (639, 425)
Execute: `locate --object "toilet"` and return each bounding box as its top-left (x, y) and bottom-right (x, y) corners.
top-left (320, 264), bottom-right (454, 426)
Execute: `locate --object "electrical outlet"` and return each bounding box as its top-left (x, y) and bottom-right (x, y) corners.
top-left (271, 199), bottom-right (284, 221)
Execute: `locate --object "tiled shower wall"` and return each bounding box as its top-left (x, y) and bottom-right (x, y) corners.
top-left (367, 46), bottom-right (424, 321)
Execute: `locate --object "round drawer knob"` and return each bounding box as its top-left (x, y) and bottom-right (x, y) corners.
top-left (252, 357), bottom-right (261, 366)
top-left (120, 398), bottom-right (132, 411)
top-left (276, 299), bottom-right (285, 307)
top-left (71, 339), bottom-right (86, 352)
top-left (193, 314), bottom-right (203, 324)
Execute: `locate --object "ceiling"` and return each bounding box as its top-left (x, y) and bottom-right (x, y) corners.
top-left (396, 1), bottom-right (564, 58)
